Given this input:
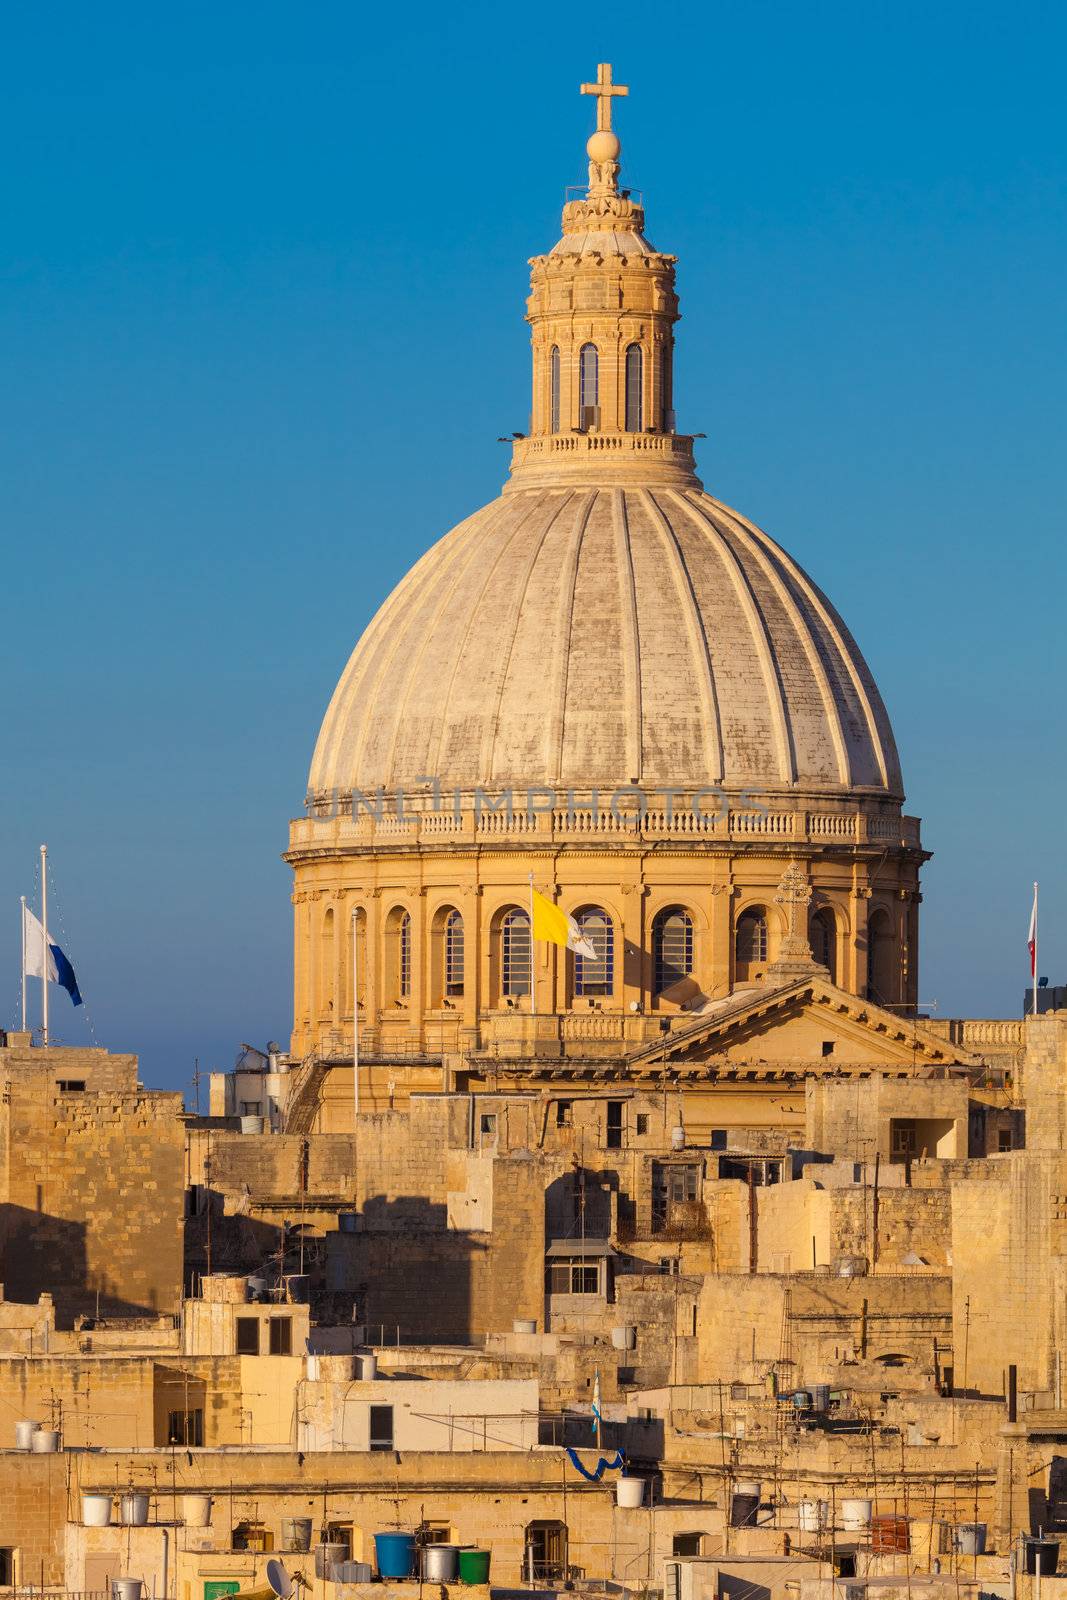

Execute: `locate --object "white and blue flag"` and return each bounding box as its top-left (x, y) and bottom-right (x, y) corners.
top-left (23, 904), bottom-right (82, 1007)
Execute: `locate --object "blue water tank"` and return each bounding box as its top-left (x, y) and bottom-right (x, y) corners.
top-left (375, 1532), bottom-right (416, 1579)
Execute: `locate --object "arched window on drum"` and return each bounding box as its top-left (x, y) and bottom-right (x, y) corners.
top-left (735, 907), bottom-right (769, 981)
top-left (444, 909), bottom-right (464, 996)
top-left (810, 907), bottom-right (837, 983)
top-left (652, 907), bottom-right (694, 996)
top-left (867, 909), bottom-right (895, 1003)
top-left (579, 343), bottom-right (599, 427)
top-left (502, 909), bottom-right (532, 998)
top-left (319, 906), bottom-right (336, 1016)
top-left (573, 908), bottom-right (614, 997)
top-left (386, 906), bottom-right (412, 1004)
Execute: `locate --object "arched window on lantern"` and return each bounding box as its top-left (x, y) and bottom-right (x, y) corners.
top-left (502, 909), bottom-right (532, 998)
top-left (653, 906), bottom-right (694, 995)
top-left (573, 908), bottom-right (614, 997)
top-left (660, 341), bottom-right (674, 430)
top-left (625, 343), bottom-right (643, 432)
top-left (549, 346), bottom-right (560, 434)
top-left (579, 343), bottom-right (599, 426)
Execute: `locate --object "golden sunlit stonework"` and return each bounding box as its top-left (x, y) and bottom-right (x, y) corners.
top-left (286, 68), bottom-right (927, 1125)
top-left (5, 61), bottom-right (1066, 1600)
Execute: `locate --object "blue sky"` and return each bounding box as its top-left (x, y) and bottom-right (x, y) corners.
top-left (2, 1), bottom-right (1064, 1092)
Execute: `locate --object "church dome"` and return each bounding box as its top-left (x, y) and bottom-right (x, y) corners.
top-left (307, 61), bottom-right (903, 812)
top-left (309, 483), bottom-right (902, 803)
top-left (290, 63), bottom-right (926, 1063)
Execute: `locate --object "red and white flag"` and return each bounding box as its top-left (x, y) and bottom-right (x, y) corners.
top-left (1028, 883), bottom-right (1038, 979)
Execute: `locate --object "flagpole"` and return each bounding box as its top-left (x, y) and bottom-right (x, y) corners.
top-left (20, 897), bottom-right (26, 1032)
top-left (40, 844), bottom-right (48, 1047)
top-left (1033, 881), bottom-right (1039, 1018)
top-left (351, 908), bottom-right (360, 1128)
top-left (528, 871), bottom-right (536, 1016)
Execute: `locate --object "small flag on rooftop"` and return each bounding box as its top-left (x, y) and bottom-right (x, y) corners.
top-left (23, 903), bottom-right (82, 1007)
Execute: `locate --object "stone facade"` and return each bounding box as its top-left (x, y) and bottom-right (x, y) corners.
top-left (0, 1041), bottom-right (184, 1323)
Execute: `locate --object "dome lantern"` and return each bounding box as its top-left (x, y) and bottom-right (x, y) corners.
top-left (508, 64), bottom-right (698, 490)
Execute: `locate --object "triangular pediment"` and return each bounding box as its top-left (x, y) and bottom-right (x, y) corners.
top-left (626, 974), bottom-right (980, 1075)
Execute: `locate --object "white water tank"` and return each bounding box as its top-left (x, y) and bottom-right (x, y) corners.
top-left (15, 1420), bottom-right (40, 1451)
top-left (240, 1114), bottom-right (265, 1135)
top-left (82, 1494), bottom-right (113, 1527)
top-left (31, 1429), bottom-right (60, 1453)
top-left (671, 1125), bottom-right (686, 1150)
top-left (182, 1494), bottom-right (211, 1528)
top-left (112, 1580), bottom-right (142, 1600)
top-left (842, 1498), bottom-right (873, 1530)
top-left (799, 1500), bottom-right (828, 1532)
top-left (612, 1325), bottom-right (637, 1350)
top-left (616, 1477), bottom-right (645, 1508)
top-left (359, 1353), bottom-right (378, 1379)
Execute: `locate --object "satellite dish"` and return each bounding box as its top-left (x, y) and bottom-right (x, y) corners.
top-left (266, 1560), bottom-right (294, 1600)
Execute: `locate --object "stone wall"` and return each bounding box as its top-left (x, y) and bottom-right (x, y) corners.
top-left (0, 1450), bottom-right (69, 1586)
top-left (951, 1152), bottom-right (1065, 1396)
top-left (0, 1049), bottom-right (184, 1324)
top-left (695, 1272), bottom-right (952, 1386)
top-left (324, 1151), bottom-right (545, 1341)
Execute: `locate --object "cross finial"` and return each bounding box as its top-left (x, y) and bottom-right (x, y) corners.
top-left (768, 861), bottom-right (818, 972)
top-left (581, 63), bottom-right (628, 135)
top-left (579, 64), bottom-right (628, 200)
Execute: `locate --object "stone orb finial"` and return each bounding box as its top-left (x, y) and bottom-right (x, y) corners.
top-left (587, 129), bottom-right (621, 164)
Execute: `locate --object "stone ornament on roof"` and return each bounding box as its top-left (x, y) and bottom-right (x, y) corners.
top-left (769, 861), bottom-right (819, 974)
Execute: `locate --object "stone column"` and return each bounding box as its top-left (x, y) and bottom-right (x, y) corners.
top-left (849, 868), bottom-right (871, 998)
top-left (291, 892), bottom-right (309, 1056)
top-left (708, 876), bottom-right (733, 998)
top-left (331, 891), bottom-right (344, 1030)
top-left (411, 886), bottom-right (428, 1048)
top-left (460, 886), bottom-right (482, 1053)
top-left (364, 889), bottom-right (381, 1048)
top-left (620, 881), bottom-right (645, 1011)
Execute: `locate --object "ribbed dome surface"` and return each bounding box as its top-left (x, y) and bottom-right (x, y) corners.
top-left (309, 486), bottom-right (903, 801)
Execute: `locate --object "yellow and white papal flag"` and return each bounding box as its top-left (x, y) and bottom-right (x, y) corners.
top-left (530, 886), bottom-right (597, 959)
